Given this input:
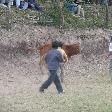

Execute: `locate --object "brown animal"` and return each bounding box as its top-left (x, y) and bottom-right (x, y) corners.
top-left (38, 43), bottom-right (52, 59)
top-left (62, 43), bottom-right (80, 59)
top-left (38, 42), bottom-right (80, 64)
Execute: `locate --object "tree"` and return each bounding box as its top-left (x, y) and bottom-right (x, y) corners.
top-left (5, 2), bottom-right (12, 31)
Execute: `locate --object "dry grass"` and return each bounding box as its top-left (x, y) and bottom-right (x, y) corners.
top-left (0, 25), bottom-right (112, 112)
top-left (0, 52), bottom-right (112, 112)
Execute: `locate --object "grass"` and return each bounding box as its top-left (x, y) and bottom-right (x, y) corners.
top-left (0, 3), bottom-right (112, 29)
top-left (0, 2), bottom-right (112, 112)
top-left (0, 75), bottom-right (112, 112)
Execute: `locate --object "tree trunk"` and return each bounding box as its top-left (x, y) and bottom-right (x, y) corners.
top-left (105, 2), bottom-right (109, 27)
top-left (60, 1), bottom-right (64, 27)
top-left (5, 3), bottom-right (11, 31)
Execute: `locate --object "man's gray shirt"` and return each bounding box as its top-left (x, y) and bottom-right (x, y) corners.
top-left (45, 49), bottom-right (63, 70)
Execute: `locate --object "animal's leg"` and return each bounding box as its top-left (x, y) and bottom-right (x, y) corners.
top-left (39, 56), bottom-right (44, 75)
top-left (39, 63), bottom-right (44, 75)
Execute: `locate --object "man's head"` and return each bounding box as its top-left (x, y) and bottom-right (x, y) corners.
top-left (52, 41), bottom-right (59, 49)
top-left (58, 41), bottom-right (63, 48)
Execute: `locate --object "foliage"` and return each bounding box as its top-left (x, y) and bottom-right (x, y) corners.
top-left (0, 3), bottom-right (112, 29)
top-left (48, 1), bottom-right (62, 26)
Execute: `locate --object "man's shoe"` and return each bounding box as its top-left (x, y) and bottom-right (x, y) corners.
top-left (39, 87), bottom-right (44, 93)
top-left (58, 90), bottom-right (65, 94)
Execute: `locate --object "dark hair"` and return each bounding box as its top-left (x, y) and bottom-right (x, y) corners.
top-left (74, 0), bottom-right (77, 3)
top-left (52, 41), bottom-right (59, 49)
top-left (74, 0), bottom-right (80, 4)
top-left (58, 41), bottom-right (63, 48)
top-left (110, 36), bottom-right (112, 42)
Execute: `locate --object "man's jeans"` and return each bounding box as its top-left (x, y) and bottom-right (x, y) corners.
top-left (40, 70), bottom-right (63, 93)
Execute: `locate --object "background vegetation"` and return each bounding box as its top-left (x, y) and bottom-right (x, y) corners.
top-left (0, 0), bottom-right (112, 30)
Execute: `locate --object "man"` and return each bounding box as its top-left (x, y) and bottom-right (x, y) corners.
top-left (73, 0), bottom-right (85, 18)
top-left (68, 0), bottom-right (85, 18)
top-left (100, 0), bottom-right (109, 5)
top-left (39, 41), bottom-right (64, 94)
top-left (19, 0), bottom-right (28, 10)
top-left (28, 0), bottom-right (43, 11)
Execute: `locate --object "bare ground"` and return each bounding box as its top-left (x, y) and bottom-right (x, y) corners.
top-left (0, 26), bottom-right (112, 112)
top-left (0, 51), bottom-right (112, 112)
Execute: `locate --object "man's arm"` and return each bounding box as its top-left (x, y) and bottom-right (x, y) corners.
top-left (63, 52), bottom-right (68, 62)
top-left (57, 48), bottom-right (68, 62)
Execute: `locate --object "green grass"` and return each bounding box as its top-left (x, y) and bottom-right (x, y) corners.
top-left (0, 75), bottom-right (112, 112)
top-left (0, 4), bottom-right (112, 29)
